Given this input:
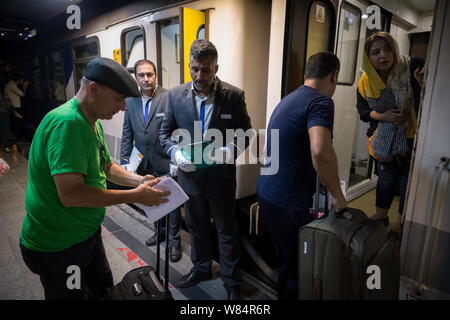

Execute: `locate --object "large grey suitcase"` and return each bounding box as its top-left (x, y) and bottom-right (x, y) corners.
top-left (298, 207), bottom-right (400, 300)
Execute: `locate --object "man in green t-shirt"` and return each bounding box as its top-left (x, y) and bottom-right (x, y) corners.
top-left (20, 57), bottom-right (170, 300)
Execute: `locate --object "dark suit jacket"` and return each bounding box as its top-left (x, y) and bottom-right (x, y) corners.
top-left (121, 86), bottom-right (170, 176)
top-left (159, 78), bottom-right (252, 196)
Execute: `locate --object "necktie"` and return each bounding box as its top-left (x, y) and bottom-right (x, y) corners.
top-left (144, 99), bottom-right (151, 124)
top-left (200, 100), bottom-right (206, 134)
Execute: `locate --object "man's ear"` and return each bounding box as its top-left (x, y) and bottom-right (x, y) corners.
top-left (215, 64), bottom-right (219, 74)
top-left (330, 71), bottom-right (338, 85)
top-left (88, 82), bottom-right (98, 99)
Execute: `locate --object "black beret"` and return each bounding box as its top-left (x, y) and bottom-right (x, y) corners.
top-left (84, 57), bottom-right (140, 97)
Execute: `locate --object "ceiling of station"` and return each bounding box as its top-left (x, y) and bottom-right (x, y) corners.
top-left (0, 0), bottom-right (83, 40)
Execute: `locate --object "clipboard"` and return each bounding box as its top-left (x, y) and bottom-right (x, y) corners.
top-left (180, 141), bottom-right (220, 169)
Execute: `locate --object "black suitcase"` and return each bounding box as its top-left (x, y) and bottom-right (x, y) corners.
top-left (298, 178), bottom-right (400, 300)
top-left (104, 216), bottom-right (173, 300)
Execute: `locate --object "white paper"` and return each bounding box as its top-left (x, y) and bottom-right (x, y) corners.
top-left (129, 146), bottom-right (143, 173)
top-left (134, 177), bottom-right (189, 224)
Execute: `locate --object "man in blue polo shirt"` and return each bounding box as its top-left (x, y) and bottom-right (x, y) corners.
top-left (257, 52), bottom-right (347, 300)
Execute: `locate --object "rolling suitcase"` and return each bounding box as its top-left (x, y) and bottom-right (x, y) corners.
top-left (104, 215), bottom-right (173, 300)
top-left (298, 177), bottom-right (400, 300)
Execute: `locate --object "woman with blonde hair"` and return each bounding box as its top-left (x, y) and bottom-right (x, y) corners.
top-left (356, 32), bottom-right (425, 225)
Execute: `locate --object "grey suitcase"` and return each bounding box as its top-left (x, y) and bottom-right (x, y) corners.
top-left (298, 206), bottom-right (400, 300)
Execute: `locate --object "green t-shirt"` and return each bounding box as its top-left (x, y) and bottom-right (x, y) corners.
top-left (21, 98), bottom-right (112, 252)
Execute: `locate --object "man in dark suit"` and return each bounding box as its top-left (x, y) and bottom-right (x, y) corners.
top-left (121, 59), bottom-right (182, 262)
top-left (160, 39), bottom-right (252, 300)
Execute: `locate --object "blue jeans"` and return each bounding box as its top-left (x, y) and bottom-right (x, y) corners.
top-left (376, 153), bottom-right (412, 215)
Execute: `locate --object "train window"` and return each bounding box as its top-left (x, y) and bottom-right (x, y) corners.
top-left (336, 2), bottom-right (361, 85)
top-left (71, 37), bottom-right (100, 91)
top-left (28, 56), bottom-right (44, 99)
top-left (46, 50), bottom-right (66, 102)
top-left (31, 70), bottom-right (44, 99)
top-left (121, 27), bottom-right (146, 71)
top-left (32, 57), bottom-right (40, 68)
top-left (197, 25), bottom-right (206, 39)
top-left (158, 18), bottom-right (181, 89)
top-left (306, 1), bottom-right (332, 61)
top-left (73, 41), bottom-right (99, 59)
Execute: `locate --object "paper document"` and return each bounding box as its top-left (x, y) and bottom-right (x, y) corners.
top-left (134, 177), bottom-right (189, 224)
top-left (122, 146), bottom-right (143, 173)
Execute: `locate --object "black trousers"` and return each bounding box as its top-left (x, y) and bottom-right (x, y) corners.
top-left (20, 227), bottom-right (113, 300)
top-left (258, 195), bottom-right (314, 300)
top-left (184, 190), bottom-right (241, 289)
top-left (154, 207), bottom-right (182, 247)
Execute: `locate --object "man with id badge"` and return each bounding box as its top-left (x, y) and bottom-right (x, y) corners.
top-left (160, 40), bottom-right (252, 299)
top-left (120, 59), bottom-right (182, 262)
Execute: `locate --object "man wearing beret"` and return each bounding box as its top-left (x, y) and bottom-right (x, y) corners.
top-left (19, 57), bottom-right (170, 300)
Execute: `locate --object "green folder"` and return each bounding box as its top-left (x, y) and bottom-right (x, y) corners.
top-left (180, 141), bottom-right (220, 169)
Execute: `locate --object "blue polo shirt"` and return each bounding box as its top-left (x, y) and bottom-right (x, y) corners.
top-left (257, 85), bottom-right (334, 210)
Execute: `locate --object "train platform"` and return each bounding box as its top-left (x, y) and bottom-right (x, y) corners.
top-left (0, 147), bottom-right (274, 300)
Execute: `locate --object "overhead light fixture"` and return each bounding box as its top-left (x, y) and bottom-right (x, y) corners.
top-left (362, 14), bottom-right (369, 19)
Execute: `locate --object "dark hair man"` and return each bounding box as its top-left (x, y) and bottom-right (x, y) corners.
top-left (120, 59), bottom-right (182, 262)
top-left (20, 57), bottom-right (170, 300)
top-left (257, 52), bottom-right (347, 300)
top-left (160, 39), bottom-right (252, 300)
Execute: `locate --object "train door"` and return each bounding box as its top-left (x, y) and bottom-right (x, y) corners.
top-left (282, 0), bottom-right (338, 96)
top-left (334, 1), bottom-right (394, 200)
top-left (154, 7), bottom-right (206, 89)
top-left (332, 0), bottom-right (369, 200)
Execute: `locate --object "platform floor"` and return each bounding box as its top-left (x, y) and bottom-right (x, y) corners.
top-left (0, 147), bottom-right (272, 300)
top-left (0, 146), bottom-right (403, 300)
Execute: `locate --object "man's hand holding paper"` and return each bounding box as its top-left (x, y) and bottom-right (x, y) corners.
top-left (134, 178), bottom-right (170, 207)
top-left (135, 177), bottom-right (189, 224)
